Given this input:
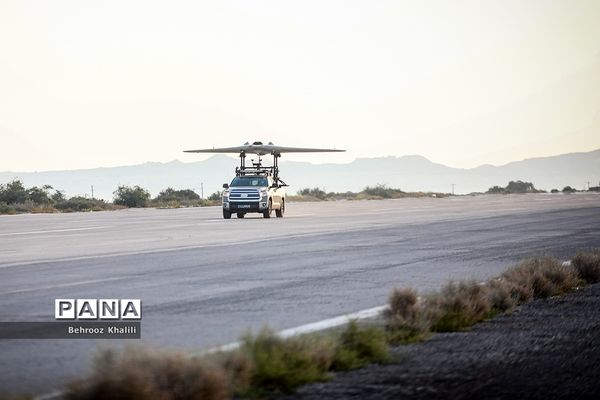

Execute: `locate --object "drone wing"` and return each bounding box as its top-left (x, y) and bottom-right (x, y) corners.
top-left (269, 145), bottom-right (345, 154)
top-left (183, 146), bottom-right (251, 154)
top-left (184, 143), bottom-right (345, 156)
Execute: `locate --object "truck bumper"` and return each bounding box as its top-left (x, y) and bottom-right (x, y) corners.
top-left (226, 201), bottom-right (268, 212)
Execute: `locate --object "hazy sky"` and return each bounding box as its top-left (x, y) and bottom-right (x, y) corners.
top-left (1, 0), bottom-right (599, 172)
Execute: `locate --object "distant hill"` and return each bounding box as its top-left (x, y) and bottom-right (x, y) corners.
top-left (1, 150), bottom-right (599, 200)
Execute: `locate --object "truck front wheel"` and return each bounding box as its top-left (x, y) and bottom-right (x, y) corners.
top-left (263, 200), bottom-right (272, 218)
top-left (275, 199), bottom-right (285, 218)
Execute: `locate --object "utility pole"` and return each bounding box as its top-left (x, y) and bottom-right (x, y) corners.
top-left (451, 183), bottom-right (455, 195)
top-left (200, 182), bottom-right (204, 199)
top-left (586, 181), bottom-right (591, 191)
top-left (91, 185), bottom-right (94, 199)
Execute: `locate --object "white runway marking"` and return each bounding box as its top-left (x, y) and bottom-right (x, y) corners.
top-left (204, 305), bottom-right (389, 354)
top-left (0, 226), bottom-right (109, 237)
top-left (0, 277), bottom-right (125, 296)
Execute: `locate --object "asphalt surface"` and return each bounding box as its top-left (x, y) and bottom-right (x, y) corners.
top-left (284, 283), bottom-right (600, 400)
top-left (0, 193), bottom-right (599, 395)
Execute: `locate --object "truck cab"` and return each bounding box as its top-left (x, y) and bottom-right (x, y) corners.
top-left (222, 174), bottom-right (285, 219)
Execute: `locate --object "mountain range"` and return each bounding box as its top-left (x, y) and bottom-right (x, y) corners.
top-left (1, 150), bottom-right (599, 200)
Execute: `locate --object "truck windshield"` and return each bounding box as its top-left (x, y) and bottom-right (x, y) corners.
top-left (230, 176), bottom-right (268, 187)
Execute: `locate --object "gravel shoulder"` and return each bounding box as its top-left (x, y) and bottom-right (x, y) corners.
top-left (282, 283), bottom-right (600, 400)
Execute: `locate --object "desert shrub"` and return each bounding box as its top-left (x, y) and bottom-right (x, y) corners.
top-left (332, 321), bottom-right (389, 370)
top-left (153, 188), bottom-right (200, 206)
top-left (485, 279), bottom-right (519, 314)
top-left (55, 197), bottom-right (110, 212)
top-left (384, 288), bottom-right (432, 343)
top-left (207, 191), bottom-right (222, 202)
top-left (0, 180), bottom-right (62, 207)
top-left (362, 184), bottom-right (405, 199)
top-left (486, 185), bottom-right (505, 194)
top-left (562, 186), bottom-right (576, 193)
top-left (572, 251), bottom-right (600, 284)
top-left (487, 180), bottom-right (542, 194)
top-left (297, 188), bottom-right (328, 200)
top-left (427, 281), bottom-right (492, 332)
top-left (0, 202), bottom-right (16, 215)
top-left (113, 185), bottom-right (150, 208)
top-left (26, 185), bottom-right (54, 204)
top-left (0, 179), bottom-right (28, 204)
top-left (502, 257), bottom-right (578, 299)
top-left (239, 329), bottom-right (333, 394)
top-left (505, 180), bottom-right (538, 193)
top-left (217, 350), bottom-right (253, 395)
top-left (66, 348), bottom-right (229, 400)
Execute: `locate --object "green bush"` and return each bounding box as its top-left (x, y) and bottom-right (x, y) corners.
top-left (487, 180), bottom-right (542, 194)
top-left (0, 179), bottom-right (28, 204)
top-left (0, 202), bottom-right (17, 215)
top-left (154, 188), bottom-right (200, 202)
top-left (152, 188), bottom-right (204, 208)
top-left (113, 185), bottom-right (150, 208)
top-left (332, 321), bottom-right (389, 370)
top-left (487, 185), bottom-right (505, 194)
top-left (239, 329), bottom-right (333, 394)
top-left (207, 191), bottom-right (222, 202)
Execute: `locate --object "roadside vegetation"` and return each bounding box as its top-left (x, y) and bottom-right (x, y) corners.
top-left (2, 177), bottom-right (596, 214)
top-left (486, 180), bottom-right (545, 194)
top-left (486, 180), bottom-right (599, 195)
top-left (62, 250), bottom-right (600, 400)
top-left (0, 179), bottom-right (121, 214)
top-left (0, 179), bottom-right (220, 215)
top-left (289, 184), bottom-right (448, 202)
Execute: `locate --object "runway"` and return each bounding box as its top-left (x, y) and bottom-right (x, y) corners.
top-left (0, 193), bottom-right (599, 394)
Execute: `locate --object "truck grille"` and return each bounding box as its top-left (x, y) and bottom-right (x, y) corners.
top-left (229, 188), bottom-right (260, 202)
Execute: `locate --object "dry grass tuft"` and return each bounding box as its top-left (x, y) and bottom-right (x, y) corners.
top-left (485, 278), bottom-right (519, 314)
top-left (501, 257), bottom-right (579, 299)
top-left (65, 347), bottom-right (230, 400)
top-left (427, 280), bottom-right (491, 332)
top-left (385, 288), bottom-right (432, 343)
top-left (572, 250), bottom-right (600, 284)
